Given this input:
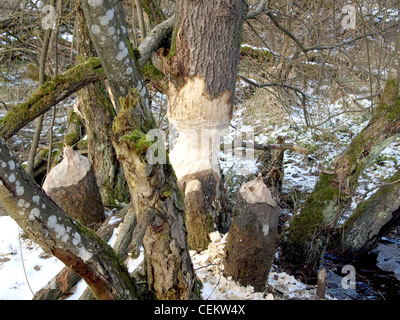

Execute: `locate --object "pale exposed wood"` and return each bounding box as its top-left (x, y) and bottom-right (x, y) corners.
top-left (316, 268), bottom-right (327, 299)
top-left (43, 146), bottom-right (105, 228)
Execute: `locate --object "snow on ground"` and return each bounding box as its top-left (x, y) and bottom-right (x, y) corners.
top-left (0, 214), bottom-right (329, 300)
top-left (0, 216), bottom-right (65, 299)
top-left (1, 80), bottom-right (400, 299)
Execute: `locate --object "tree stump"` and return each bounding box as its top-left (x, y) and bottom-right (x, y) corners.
top-left (224, 175), bottom-right (279, 292)
top-left (178, 170), bottom-right (220, 251)
top-left (43, 146), bottom-right (105, 228)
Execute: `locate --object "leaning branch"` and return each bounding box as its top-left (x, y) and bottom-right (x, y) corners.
top-left (138, 15), bottom-right (174, 67)
top-left (246, 0), bottom-right (268, 20)
top-left (0, 138), bottom-right (137, 300)
top-left (0, 57), bottom-right (105, 139)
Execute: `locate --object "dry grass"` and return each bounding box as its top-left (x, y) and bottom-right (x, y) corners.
top-left (242, 87), bottom-right (290, 129)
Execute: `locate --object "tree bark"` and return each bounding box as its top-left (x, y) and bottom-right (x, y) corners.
top-left (0, 138), bottom-right (137, 300)
top-left (332, 170), bottom-right (400, 259)
top-left (281, 13), bottom-right (400, 275)
top-left (224, 175), bottom-right (279, 291)
top-left (75, 6), bottom-right (130, 206)
top-left (80, 0), bottom-right (198, 299)
top-left (33, 205), bottom-right (130, 300)
top-left (166, 0), bottom-right (248, 249)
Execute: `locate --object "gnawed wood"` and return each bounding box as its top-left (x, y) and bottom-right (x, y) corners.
top-left (224, 175), bottom-right (279, 291)
top-left (316, 268), bottom-right (327, 299)
top-left (43, 146), bottom-right (105, 228)
top-left (178, 170), bottom-right (220, 251)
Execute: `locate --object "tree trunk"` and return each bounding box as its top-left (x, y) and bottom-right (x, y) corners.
top-left (179, 170), bottom-right (219, 251)
top-left (332, 170), bottom-right (400, 259)
top-left (75, 6), bottom-right (130, 206)
top-left (80, 0), bottom-right (198, 299)
top-left (43, 146), bottom-right (105, 228)
top-left (166, 0), bottom-right (248, 249)
top-left (281, 15), bottom-right (400, 275)
top-left (33, 204), bottom-right (130, 300)
top-left (0, 138), bottom-right (137, 300)
top-left (224, 175), bottom-right (279, 291)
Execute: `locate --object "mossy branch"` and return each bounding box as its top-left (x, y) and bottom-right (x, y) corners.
top-left (0, 57), bottom-right (106, 140)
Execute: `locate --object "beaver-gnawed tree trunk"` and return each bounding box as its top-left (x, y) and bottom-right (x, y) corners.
top-left (0, 138), bottom-right (138, 300)
top-left (224, 175), bottom-right (279, 291)
top-left (166, 0), bottom-right (248, 251)
top-left (281, 22), bottom-right (400, 275)
top-left (43, 146), bottom-right (105, 228)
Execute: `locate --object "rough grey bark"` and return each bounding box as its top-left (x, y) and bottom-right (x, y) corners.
top-left (224, 175), bottom-right (279, 291)
top-left (0, 138), bottom-right (137, 300)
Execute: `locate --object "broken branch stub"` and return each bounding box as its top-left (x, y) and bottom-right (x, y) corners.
top-left (224, 175), bottom-right (279, 291)
top-left (43, 146), bottom-right (105, 228)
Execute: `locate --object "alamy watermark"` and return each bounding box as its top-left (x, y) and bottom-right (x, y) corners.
top-left (341, 264), bottom-right (356, 290)
top-left (41, 3), bottom-right (358, 31)
top-left (342, 5), bottom-right (357, 30)
top-left (145, 128), bottom-right (256, 176)
top-left (42, 5), bottom-right (56, 30)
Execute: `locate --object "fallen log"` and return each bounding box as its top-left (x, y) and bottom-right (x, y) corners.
top-left (333, 170), bottom-right (400, 259)
top-left (224, 175), bottom-right (279, 291)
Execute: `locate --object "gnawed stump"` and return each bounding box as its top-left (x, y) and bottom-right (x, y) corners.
top-left (178, 170), bottom-right (220, 251)
top-left (224, 175), bottom-right (279, 292)
top-left (43, 146), bottom-right (105, 228)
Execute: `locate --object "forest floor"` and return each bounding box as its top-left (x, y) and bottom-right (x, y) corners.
top-left (0, 57), bottom-right (400, 300)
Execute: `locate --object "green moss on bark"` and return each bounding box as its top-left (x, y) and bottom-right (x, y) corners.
top-left (282, 172), bottom-right (339, 271)
top-left (121, 130), bottom-right (153, 156)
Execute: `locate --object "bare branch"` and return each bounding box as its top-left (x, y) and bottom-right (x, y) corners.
top-left (246, 0), bottom-right (268, 20)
